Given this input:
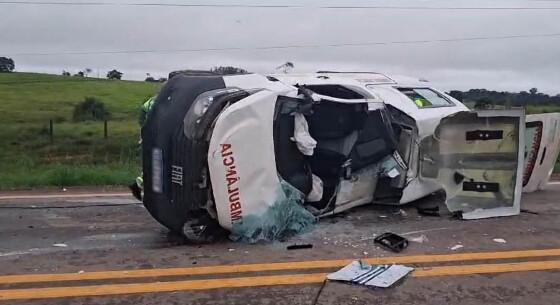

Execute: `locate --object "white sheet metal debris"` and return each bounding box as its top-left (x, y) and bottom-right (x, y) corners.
top-left (450, 244), bottom-right (464, 251)
top-left (409, 235), bottom-right (428, 243)
top-left (523, 113), bottom-right (560, 192)
top-left (327, 260), bottom-right (414, 288)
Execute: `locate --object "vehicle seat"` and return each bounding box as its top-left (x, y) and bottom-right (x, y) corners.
top-left (310, 131), bottom-right (358, 177)
top-left (350, 109), bottom-right (398, 170)
top-left (306, 101), bottom-right (366, 176)
top-left (274, 107), bottom-right (313, 196)
top-left (306, 102), bottom-right (366, 140)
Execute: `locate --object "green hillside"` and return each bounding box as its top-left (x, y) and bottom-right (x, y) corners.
top-left (0, 72), bottom-right (161, 189)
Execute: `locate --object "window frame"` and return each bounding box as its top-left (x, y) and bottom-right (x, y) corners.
top-left (396, 87), bottom-right (456, 109)
top-left (304, 84), bottom-right (374, 100)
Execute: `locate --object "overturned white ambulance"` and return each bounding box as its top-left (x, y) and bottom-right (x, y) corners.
top-left (141, 72), bottom-right (557, 242)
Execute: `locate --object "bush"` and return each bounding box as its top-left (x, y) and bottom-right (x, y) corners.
top-left (474, 98), bottom-right (493, 109)
top-left (73, 97), bottom-right (111, 121)
top-left (0, 57), bottom-right (15, 72)
top-left (107, 69), bottom-right (123, 80)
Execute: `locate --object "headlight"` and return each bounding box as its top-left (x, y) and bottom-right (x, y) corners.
top-left (184, 88), bottom-right (240, 139)
top-left (192, 95), bottom-right (214, 118)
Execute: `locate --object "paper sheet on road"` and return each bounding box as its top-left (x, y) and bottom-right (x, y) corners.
top-left (327, 260), bottom-right (414, 288)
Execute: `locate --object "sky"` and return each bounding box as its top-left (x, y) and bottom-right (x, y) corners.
top-left (2, 0), bottom-right (560, 94)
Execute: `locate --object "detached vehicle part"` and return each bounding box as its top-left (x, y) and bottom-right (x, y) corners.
top-left (523, 113), bottom-right (560, 192)
top-left (374, 232), bottom-right (409, 253)
top-left (419, 110), bottom-right (525, 219)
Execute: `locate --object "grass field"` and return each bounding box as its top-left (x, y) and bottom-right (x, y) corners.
top-left (526, 105), bottom-right (560, 114)
top-left (0, 72), bottom-right (161, 189)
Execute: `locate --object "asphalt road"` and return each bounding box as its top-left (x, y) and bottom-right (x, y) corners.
top-left (1, 184), bottom-right (560, 305)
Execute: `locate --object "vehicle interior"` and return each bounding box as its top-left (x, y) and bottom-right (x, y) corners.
top-left (273, 85), bottom-right (415, 215)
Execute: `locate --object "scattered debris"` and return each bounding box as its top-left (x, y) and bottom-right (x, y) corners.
top-left (378, 215), bottom-right (388, 218)
top-left (359, 235), bottom-right (377, 241)
top-left (450, 244), bottom-right (464, 251)
top-left (394, 209), bottom-right (408, 217)
top-left (77, 270), bottom-right (84, 274)
top-left (327, 260), bottom-right (414, 288)
top-left (374, 233), bottom-right (408, 253)
top-left (417, 205), bottom-right (440, 217)
top-left (287, 244), bottom-right (313, 250)
top-left (228, 248), bottom-right (235, 252)
top-left (228, 180), bottom-right (316, 243)
top-left (52, 243), bottom-right (68, 248)
top-left (400, 227), bottom-right (451, 236)
top-left (409, 235), bottom-right (428, 244)
top-left (493, 238), bottom-right (507, 243)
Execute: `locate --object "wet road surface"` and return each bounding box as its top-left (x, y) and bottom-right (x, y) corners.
top-left (1, 184), bottom-right (560, 304)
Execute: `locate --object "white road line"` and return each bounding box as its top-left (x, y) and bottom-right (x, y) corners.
top-left (0, 193), bottom-right (131, 200)
top-left (548, 181), bottom-right (560, 185)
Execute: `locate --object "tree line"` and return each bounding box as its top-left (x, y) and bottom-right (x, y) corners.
top-left (448, 88), bottom-right (560, 109)
top-left (62, 68), bottom-right (123, 80)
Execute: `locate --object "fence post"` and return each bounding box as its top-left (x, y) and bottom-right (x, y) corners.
top-left (49, 119), bottom-right (54, 143)
top-left (104, 120), bottom-right (108, 139)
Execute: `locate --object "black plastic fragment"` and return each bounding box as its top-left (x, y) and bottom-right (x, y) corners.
top-left (453, 172), bottom-right (465, 184)
top-left (287, 244), bottom-right (314, 250)
top-left (374, 232), bottom-right (408, 253)
top-left (417, 205), bottom-right (440, 217)
top-left (540, 147), bottom-right (547, 165)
